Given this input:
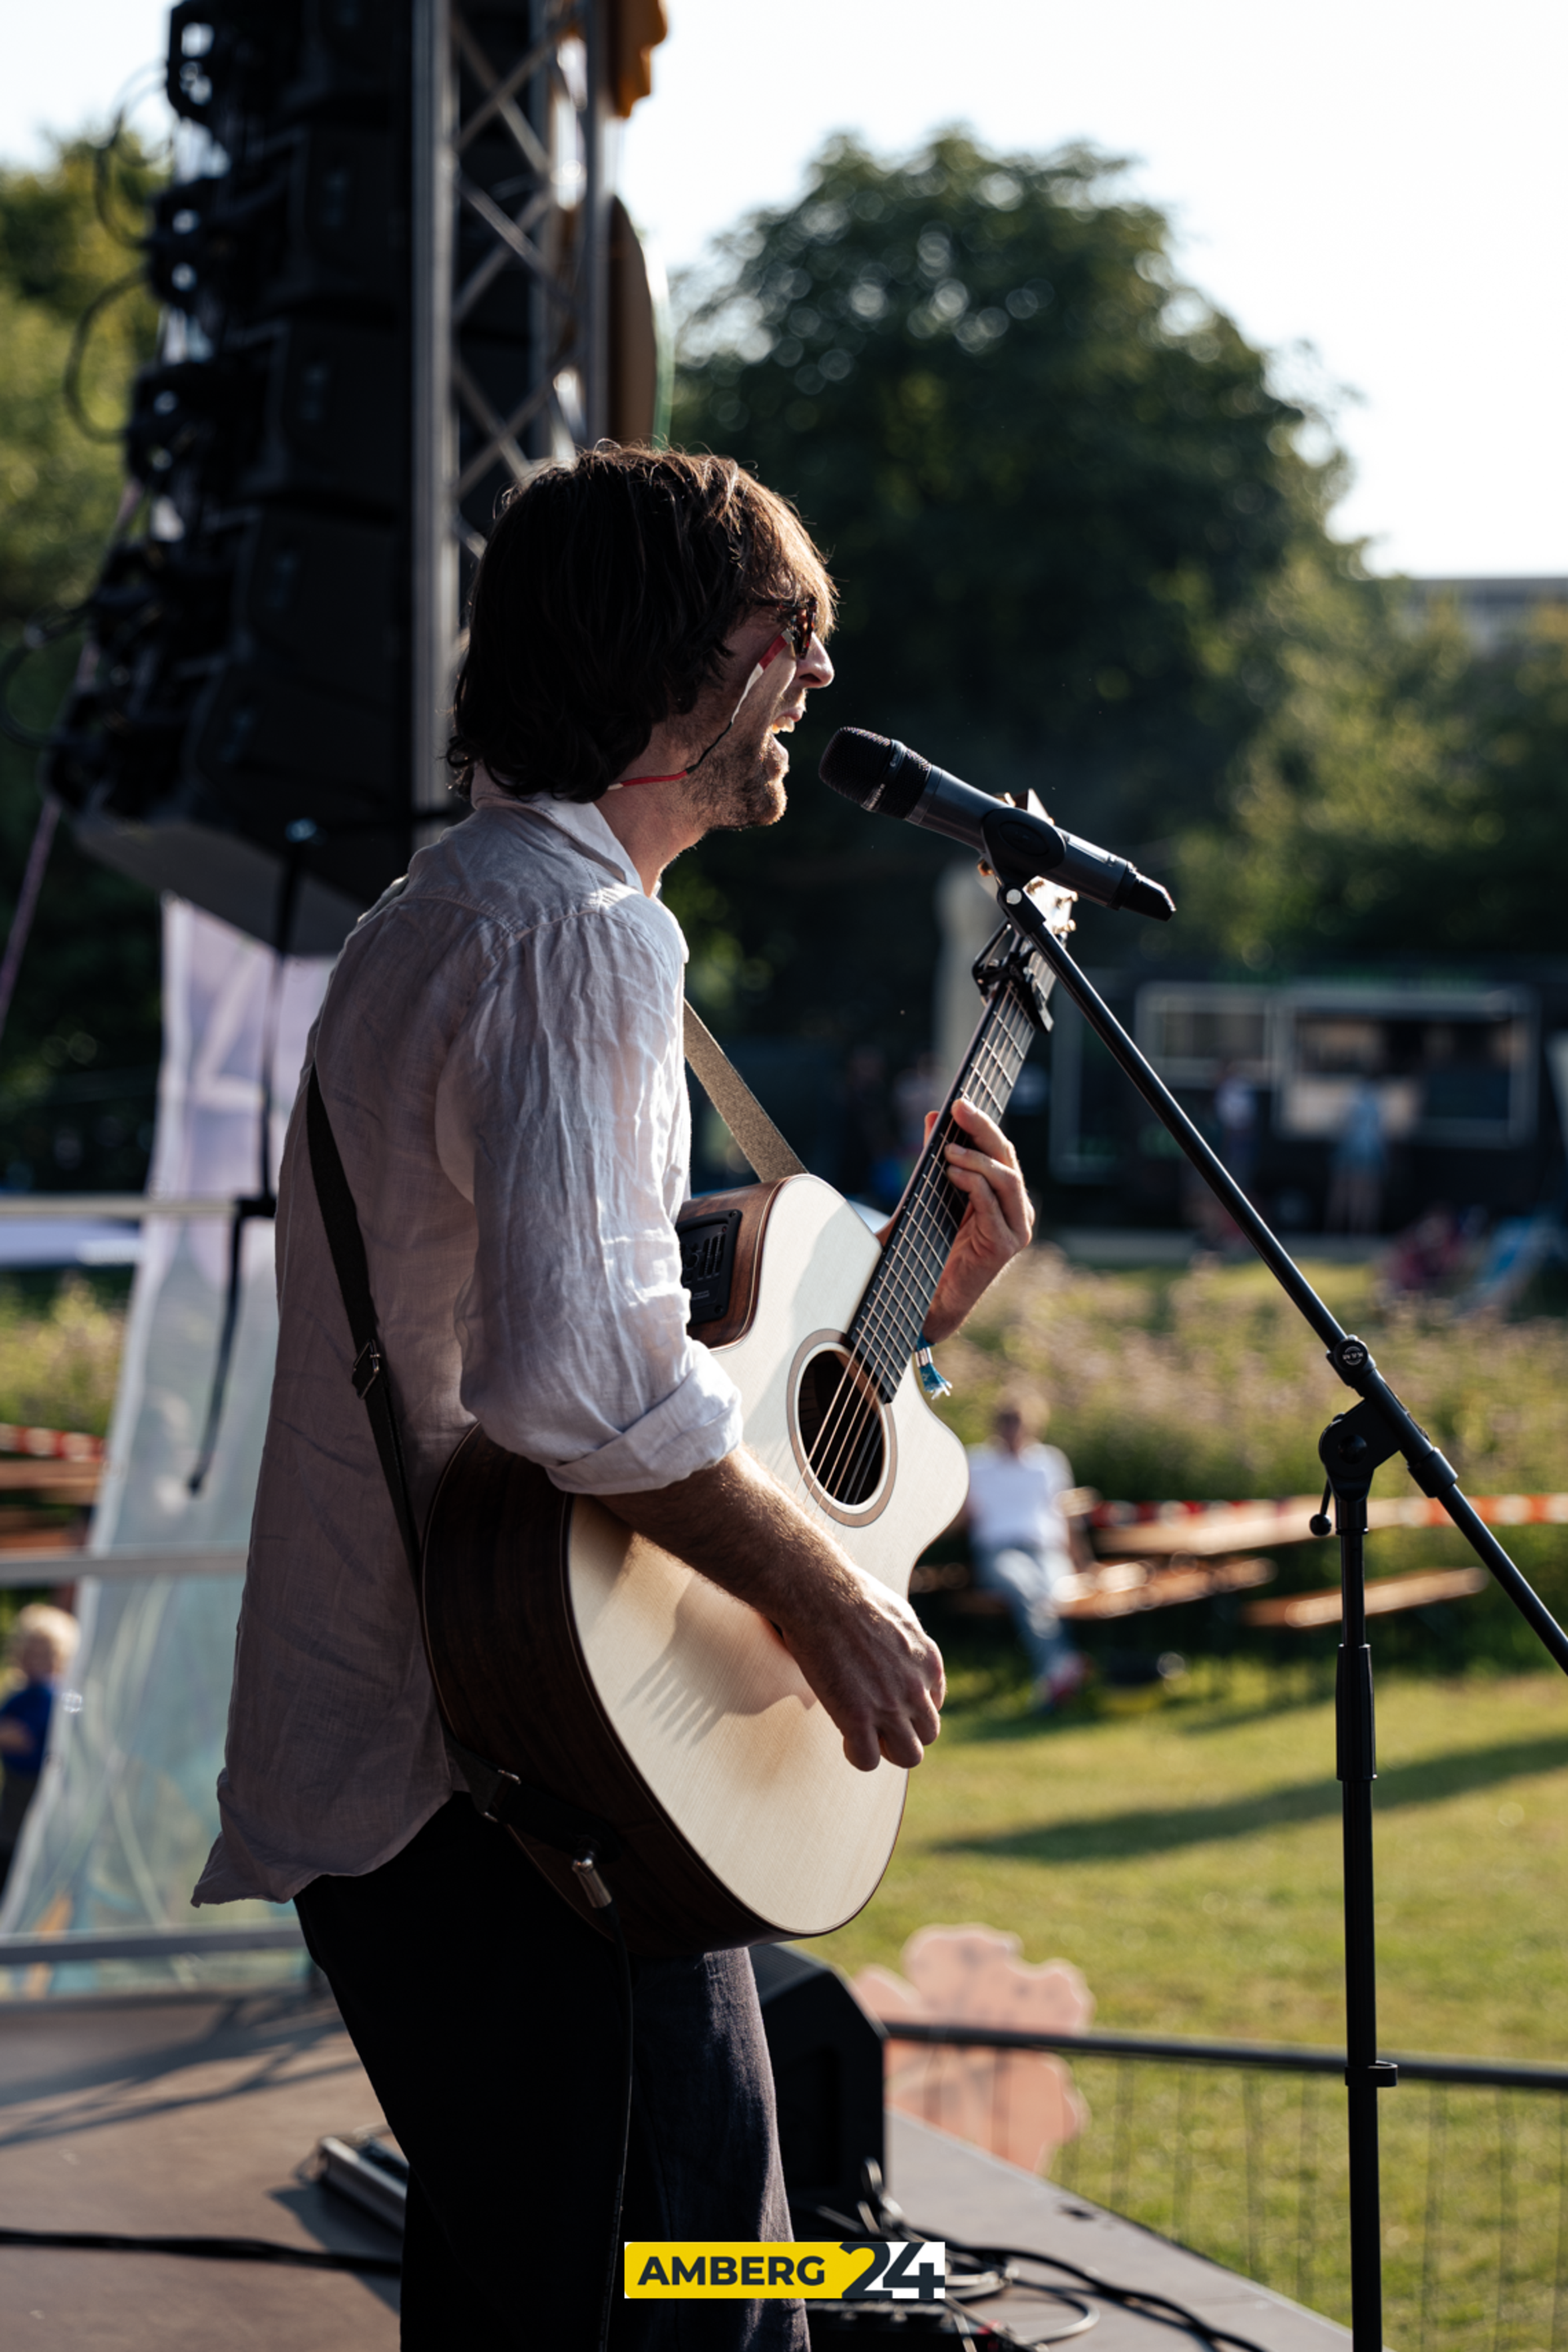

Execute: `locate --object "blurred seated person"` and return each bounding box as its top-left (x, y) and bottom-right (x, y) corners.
top-left (0, 1602), bottom-right (78, 1891)
top-left (1383, 1203), bottom-right (1485, 1298)
top-left (964, 1401), bottom-right (1091, 1710)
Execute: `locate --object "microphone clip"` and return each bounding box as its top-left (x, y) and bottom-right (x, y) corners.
top-left (971, 920), bottom-right (1054, 1032)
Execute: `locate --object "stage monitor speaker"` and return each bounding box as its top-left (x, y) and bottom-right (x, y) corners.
top-left (750, 1944), bottom-right (886, 2225)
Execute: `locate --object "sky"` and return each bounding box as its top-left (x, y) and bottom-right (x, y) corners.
top-left (6, 0), bottom-right (1565, 579)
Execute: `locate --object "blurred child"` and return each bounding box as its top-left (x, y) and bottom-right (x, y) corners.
top-left (0, 1602), bottom-right (79, 1892)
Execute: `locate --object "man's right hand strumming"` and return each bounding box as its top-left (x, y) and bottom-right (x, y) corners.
top-left (599, 1448), bottom-right (946, 1773)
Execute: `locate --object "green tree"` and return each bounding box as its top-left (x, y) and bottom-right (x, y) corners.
top-left (0, 136), bottom-right (166, 1190)
top-left (669, 129), bottom-right (1348, 1051)
top-left (1176, 582), bottom-right (1568, 966)
top-left (0, 136), bottom-right (163, 624)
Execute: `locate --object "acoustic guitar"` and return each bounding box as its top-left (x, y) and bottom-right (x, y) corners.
top-left (420, 883), bottom-right (1071, 1956)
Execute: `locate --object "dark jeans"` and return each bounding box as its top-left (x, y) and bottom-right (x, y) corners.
top-left (296, 1796), bottom-right (806, 2350)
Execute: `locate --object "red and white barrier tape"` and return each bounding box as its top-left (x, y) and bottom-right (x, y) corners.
top-left (0, 1423), bottom-right (105, 1463)
top-left (1092, 1494), bottom-right (1568, 1530)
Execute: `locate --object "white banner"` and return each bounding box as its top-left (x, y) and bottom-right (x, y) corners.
top-left (0, 900), bottom-right (333, 1986)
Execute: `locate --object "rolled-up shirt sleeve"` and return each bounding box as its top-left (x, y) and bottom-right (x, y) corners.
top-left (434, 882), bottom-right (743, 1493)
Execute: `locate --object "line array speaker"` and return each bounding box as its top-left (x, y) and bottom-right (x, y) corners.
top-left (46, 0), bottom-right (419, 954)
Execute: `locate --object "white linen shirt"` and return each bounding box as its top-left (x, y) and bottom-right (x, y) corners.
top-left (194, 779), bottom-right (743, 1906)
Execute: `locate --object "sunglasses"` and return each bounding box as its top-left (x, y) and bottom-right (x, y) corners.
top-left (768, 595), bottom-right (817, 662)
top-left (614, 593), bottom-right (819, 790)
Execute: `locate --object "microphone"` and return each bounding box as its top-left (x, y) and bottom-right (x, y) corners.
top-left (818, 728), bottom-right (1175, 921)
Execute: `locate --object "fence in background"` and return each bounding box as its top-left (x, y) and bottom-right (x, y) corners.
top-left (3, 1920), bottom-right (1562, 2343)
top-left (891, 2022), bottom-right (1568, 2350)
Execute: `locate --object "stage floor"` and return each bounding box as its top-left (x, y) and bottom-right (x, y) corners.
top-left (0, 1986), bottom-right (1350, 2348)
top-left (0, 1984), bottom-right (397, 2350)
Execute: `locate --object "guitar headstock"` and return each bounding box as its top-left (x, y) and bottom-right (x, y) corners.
top-left (1020, 870), bottom-right (1077, 942)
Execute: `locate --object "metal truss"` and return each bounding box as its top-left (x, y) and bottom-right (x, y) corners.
top-left (411, 0), bottom-right (612, 822)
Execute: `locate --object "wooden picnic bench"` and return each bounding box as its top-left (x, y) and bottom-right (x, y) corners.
top-left (910, 1553), bottom-right (1276, 1619)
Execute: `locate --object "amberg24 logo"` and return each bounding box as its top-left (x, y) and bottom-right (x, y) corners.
top-left (840, 2241), bottom-right (947, 2302)
top-left (624, 2238), bottom-right (947, 2301)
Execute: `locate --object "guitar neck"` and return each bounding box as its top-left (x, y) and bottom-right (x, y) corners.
top-left (847, 943), bottom-right (1049, 1400)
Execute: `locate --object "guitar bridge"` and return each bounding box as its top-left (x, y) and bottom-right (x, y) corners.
top-left (679, 1208), bottom-right (742, 1330)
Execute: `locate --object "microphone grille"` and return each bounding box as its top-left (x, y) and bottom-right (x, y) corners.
top-left (818, 728), bottom-right (929, 820)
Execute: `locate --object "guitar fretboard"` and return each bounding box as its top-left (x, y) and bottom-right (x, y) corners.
top-left (848, 947), bottom-right (1047, 1401)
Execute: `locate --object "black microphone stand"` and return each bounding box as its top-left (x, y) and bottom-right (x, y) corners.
top-left (982, 830), bottom-right (1568, 2352)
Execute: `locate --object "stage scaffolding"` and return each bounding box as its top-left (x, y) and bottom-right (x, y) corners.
top-left (411, 0), bottom-right (668, 826)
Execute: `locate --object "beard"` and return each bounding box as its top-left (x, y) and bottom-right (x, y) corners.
top-left (685, 715), bottom-right (788, 834)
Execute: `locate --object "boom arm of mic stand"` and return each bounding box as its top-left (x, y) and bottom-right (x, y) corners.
top-left (989, 870), bottom-right (1568, 1677)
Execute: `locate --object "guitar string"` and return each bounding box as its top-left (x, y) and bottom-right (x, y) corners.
top-left (843, 993), bottom-right (1031, 1392)
top-left (800, 976), bottom-right (1038, 1511)
top-left (808, 1066), bottom-right (1014, 1502)
top-left (796, 966), bottom-right (1040, 1510)
top-left (828, 987), bottom-right (1033, 1423)
top-left (794, 1071), bottom-right (984, 1507)
top-left (851, 980), bottom-right (1036, 1401)
top-left (834, 1045), bottom-right (1001, 1401)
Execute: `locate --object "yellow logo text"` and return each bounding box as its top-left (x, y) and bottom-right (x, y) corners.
top-left (623, 2240), bottom-right (947, 2301)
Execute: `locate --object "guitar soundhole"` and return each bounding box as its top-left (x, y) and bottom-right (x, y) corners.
top-left (796, 1348), bottom-right (886, 1508)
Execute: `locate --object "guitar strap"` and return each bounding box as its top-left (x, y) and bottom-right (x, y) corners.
top-left (680, 1001), bottom-right (804, 1182)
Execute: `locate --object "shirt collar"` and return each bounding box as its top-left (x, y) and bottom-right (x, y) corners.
top-left (470, 767), bottom-right (640, 894)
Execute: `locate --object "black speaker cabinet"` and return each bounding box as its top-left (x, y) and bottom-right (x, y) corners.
top-left (750, 1944), bottom-right (886, 2223)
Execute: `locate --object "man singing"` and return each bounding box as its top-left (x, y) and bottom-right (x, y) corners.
top-left (195, 447), bottom-right (1033, 2344)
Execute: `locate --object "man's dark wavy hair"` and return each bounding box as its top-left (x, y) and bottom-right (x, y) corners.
top-left (444, 445), bottom-right (837, 804)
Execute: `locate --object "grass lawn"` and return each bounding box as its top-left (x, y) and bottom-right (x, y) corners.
top-left (818, 1659), bottom-right (1568, 2059)
top-left (811, 1658), bottom-right (1568, 2344)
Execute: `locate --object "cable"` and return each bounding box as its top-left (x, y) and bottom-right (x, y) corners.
top-left (62, 269), bottom-right (147, 443)
top-left (0, 2225), bottom-right (398, 2276)
top-left (952, 2304), bottom-right (1097, 2347)
top-left (595, 1895), bottom-right (635, 2352)
top-left (951, 2237), bottom-right (1273, 2352)
top-left (793, 2200), bottom-right (1269, 2352)
top-left (795, 2200), bottom-right (1095, 2341)
top-left (0, 795), bottom-right (61, 1052)
top-left (0, 605), bottom-right (90, 751)
top-left (89, 66), bottom-right (172, 251)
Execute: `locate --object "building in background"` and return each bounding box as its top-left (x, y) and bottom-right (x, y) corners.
top-left (1406, 577), bottom-right (1568, 653)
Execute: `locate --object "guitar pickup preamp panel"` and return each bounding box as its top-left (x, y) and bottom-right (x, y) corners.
top-left (679, 1208), bottom-right (743, 1330)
